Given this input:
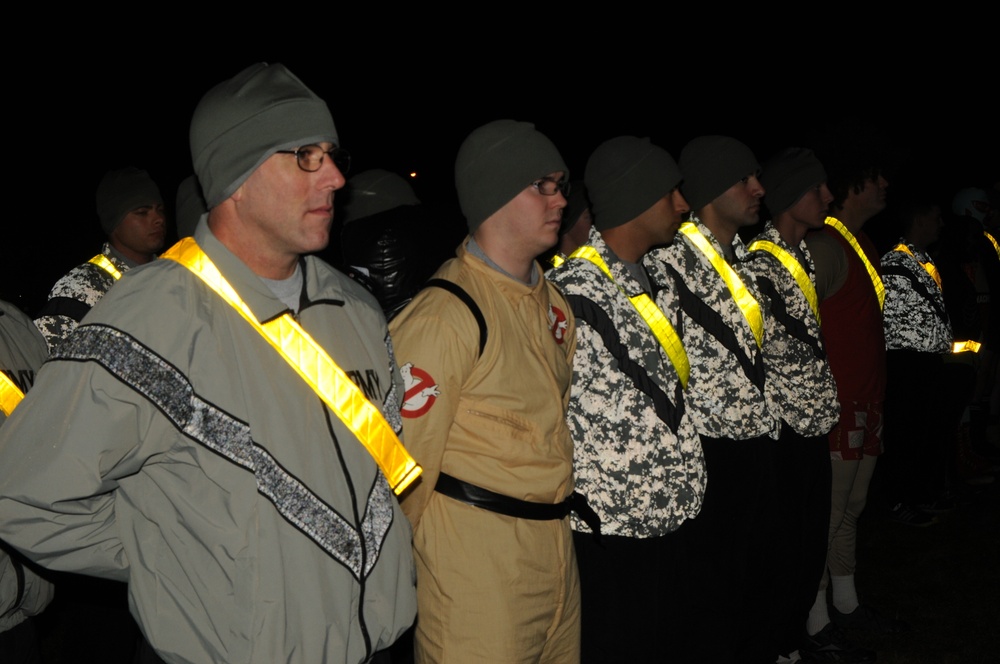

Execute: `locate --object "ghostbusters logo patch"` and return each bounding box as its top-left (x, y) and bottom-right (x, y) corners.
top-left (548, 304), bottom-right (568, 344)
top-left (400, 362), bottom-right (441, 418)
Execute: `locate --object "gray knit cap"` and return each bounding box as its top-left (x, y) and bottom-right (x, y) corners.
top-left (95, 167), bottom-right (163, 235)
top-left (340, 169), bottom-right (420, 226)
top-left (761, 147), bottom-right (827, 216)
top-left (585, 136), bottom-right (682, 231)
top-left (679, 135), bottom-right (760, 211)
top-left (175, 174), bottom-right (207, 238)
top-left (189, 62), bottom-right (338, 209)
top-left (455, 119), bottom-right (567, 234)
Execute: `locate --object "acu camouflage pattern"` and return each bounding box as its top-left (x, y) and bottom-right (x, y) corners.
top-left (882, 239), bottom-right (952, 353)
top-left (744, 222), bottom-right (839, 436)
top-left (34, 242), bottom-right (132, 353)
top-left (548, 227), bottom-right (705, 537)
top-left (649, 218), bottom-right (779, 440)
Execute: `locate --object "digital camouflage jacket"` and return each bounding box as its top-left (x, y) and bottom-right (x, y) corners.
top-left (882, 238), bottom-right (952, 353)
top-left (548, 227), bottom-right (705, 537)
top-left (649, 219), bottom-right (779, 440)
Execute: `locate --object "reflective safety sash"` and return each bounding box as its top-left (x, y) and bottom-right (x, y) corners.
top-left (679, 222), bottom-right (763, 348)
top-left (825, 217), bottom-right (885, 310)
top-left (952, 340), bottom-right (981, 354)
top-left (747, 240), bottom-right (821, 325)
top-left (0, 371), bottom-right (25, 417)
top-left (161, 238), bottom-right (421, 495)
top-left (89, 254), bottom-right (122, 281)
top-left (566, 245), bottom-right (689, 388)
top-left (984, 232), bottom-right (1000, 261)
top-left (893, 243), bottom-right (941, 290)
top-left (549, 253), bottom-right (567, 269)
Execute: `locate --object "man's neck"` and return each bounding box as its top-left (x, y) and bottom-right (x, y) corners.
top-left (901, 234), bottom-right (929, 252)
top-left (208, 209), bottom-right (299, 280)
top-left (830, 205), bottom-right (869, 235)
top-left (107, 239), bottom-right (154, 267)
top-left (773, 215), bottom-right (806, 246)
top-left (472, 232), bottom-right (536, 284)
top-left (698, 212), bottom-right (737, 248)
top-left (601, 224), bottom-right (647, 264)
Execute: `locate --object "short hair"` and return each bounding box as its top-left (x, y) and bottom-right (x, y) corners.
top-left (809, 119), bottom-right (895, 212)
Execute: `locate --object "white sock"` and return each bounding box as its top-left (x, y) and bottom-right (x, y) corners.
top-left (806, 589), bottom-right (830, 636)
top-left (831, 574), bottom-right (859, 614)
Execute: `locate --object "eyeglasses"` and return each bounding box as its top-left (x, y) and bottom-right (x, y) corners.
top-left (275, 144), bottom-right (352, 174)
top-left (532, 177), bottom-right (571, 197)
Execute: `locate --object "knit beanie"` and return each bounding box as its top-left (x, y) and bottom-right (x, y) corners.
top-left (95, 167), bottom-right (163, 235)
top-left (175, 174), bottom-right (207, 238)
top-left (760, 147), bottom-right (827, 216)
top-left (340, 169), bottom-right (420, 226)
top-left (189, 62), bottom-right (338, 209)
top-left (585, 136), bottom-right (682, 231)
top-left (455, 119), bottom-right (567, 234)
top-left (679, 135), bottom-right (760, 211)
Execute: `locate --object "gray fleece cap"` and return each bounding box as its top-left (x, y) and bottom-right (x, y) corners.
top-left (455, 119), bottom-right (567, 234)
top-left (96, 167), bottom-right (163, 235)
top-left (340, 169), bottom-right (420, 226)
top-left (189, 62), bottom-right (338, 209)
top-left (585, 136), bottom-right (682, 231)
top-left (679, 135), bottom-right (760, 211)
top-left (761, 147), bottom-right (827, 216)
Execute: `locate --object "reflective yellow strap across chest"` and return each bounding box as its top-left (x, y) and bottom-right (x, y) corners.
top-left (825, 217), bottom-right (885, 310)
top-left (679, 222), bottom-right (763, 348)
top-left (0, 371), bottom-right (25, 417)
top-left (893, 243), bottom-right (941, 290)
top-left (747, 240), bottom-right (821, 325)
top-left (160, 237), bottom-right (421, 495)
top-left (567, 245), bottom-right (689, 388)
top-left (89, 253), bottom-right (122, 280)
top-left (984, 232), bottom-right (1000, 261)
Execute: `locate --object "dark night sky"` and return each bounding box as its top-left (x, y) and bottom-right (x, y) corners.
top-left (6, 30), bottom-right (997, 315)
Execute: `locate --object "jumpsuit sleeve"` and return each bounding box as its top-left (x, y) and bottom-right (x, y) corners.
top-left (388, 290), bottom-right (479, 529)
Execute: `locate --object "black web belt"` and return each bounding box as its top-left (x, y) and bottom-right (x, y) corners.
top-left (435, 472), bottom-right (602, 542)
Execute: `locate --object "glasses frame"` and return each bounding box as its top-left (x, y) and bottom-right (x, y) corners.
top-left (275, 144), bottom-right (352, 174)
top-left (531, 176), bottom-right (571, 197)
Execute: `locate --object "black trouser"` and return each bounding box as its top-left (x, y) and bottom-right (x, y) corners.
top-left (879, 350), bottom-right (950, 505)
top-left (573, 528), bottom-right (690, 663)
top-left (667, 434), bottom-right (778, 664)
top-left (771, 424), bottom-right (832, 657)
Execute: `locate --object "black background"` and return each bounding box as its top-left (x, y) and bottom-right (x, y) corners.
top-left (6, 23), bottom-right (996, 315)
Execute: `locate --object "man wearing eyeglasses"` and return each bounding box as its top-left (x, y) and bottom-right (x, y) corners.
top-left (0, 62), bottom-right (417, 664)
top-left (389, 119), bottom-right (582, 663)
top-left (33, 166), bottom-right (166, 354)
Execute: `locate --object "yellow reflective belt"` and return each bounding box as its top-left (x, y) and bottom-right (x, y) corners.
top-left (161, 238), bottom-right (421, 495)
top-left (549, 254), bottom-right (567, 269)
top-left (747, 240), bottom-right (821, 325)
top-left (952, 340), bottom-right (981, 354)
top-left (89, 254), bottom-right (122, 280)
top-left (566, 245), bottom-right (689, 388)
top-left (984, 232), bottom-right (1000, 261)
top-left (679, 222), bottom-right (763, 348)
top-left (893, 243), bottom-right (941, 290)
top-left (825, 217), bottom-right (885, 310)
top-left (0, 371), bottom-right (25, 417)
